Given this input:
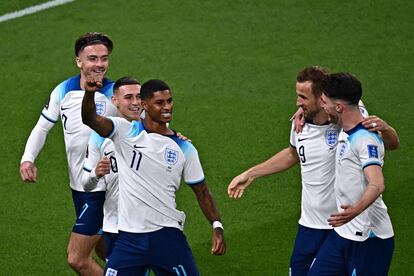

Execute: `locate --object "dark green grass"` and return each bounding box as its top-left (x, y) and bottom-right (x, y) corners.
top-left (0, 0), bottom-right (413, 274)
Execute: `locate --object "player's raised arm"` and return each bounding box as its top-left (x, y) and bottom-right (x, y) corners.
top-left (190, 182), bottom-right (226, 256)
top-left (81, 75), bottom-right (114, 137)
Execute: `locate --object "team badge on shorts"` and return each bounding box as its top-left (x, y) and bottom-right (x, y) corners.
top-left (96, 101), bottom-right (106, 115)
top-left (165, 148), bottom-right (179, 165)
top-left (325, 129), bottom-right (339, 148)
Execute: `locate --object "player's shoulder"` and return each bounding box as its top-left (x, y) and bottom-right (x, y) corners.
top-left (167, 133), bottom-right (197, 156)
top-left (99, 78), bottom-right (114, 97)
top-left (127, 120), bottom-right (146, 137)
top-left (346, 123), bottom-right (381, 145)
top-left (54, 75), bottom-right (113, 100)
top-left (89, 130), bottom-right (107, 148)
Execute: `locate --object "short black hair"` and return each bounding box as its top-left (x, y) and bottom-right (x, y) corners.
top-left (74, 32), bottom-right (113, 56)
top-left (113, 76), bottom-right (141, 93)
top-left (323, 73), bottom-right (362, 105)
top-left (140, 79), bottom-right (171, 100)
top-left (296, 66), bottom-right (329, 97)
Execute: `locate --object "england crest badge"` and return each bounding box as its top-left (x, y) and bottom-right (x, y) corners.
top-left (325, 128), bottom-right (339, 148)
top-left (338, 142), bottom-right (347, 160)
top-left (165, 148), bottom-right (179, 165)
top-left (96, 101), bottom-right (106, 115)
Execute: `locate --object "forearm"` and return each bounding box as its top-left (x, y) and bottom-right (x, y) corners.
top-left (81, 169), bottom-right (100, 192)
top-left (352, 181), bottom-right (384, 214)
top-left (246, 147), bottom-right (298, 181)
top-left (21, 116), bottom-right (54, 163)
top-left (81, 91), bottom-right (113, 137)
top-left (381, 126), bottom-right (400, 150)
top-left (194, 184), bottom-right (222, 224)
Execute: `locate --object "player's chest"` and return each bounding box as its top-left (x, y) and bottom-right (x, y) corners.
top-left (295, 127), bottom-right (339, 164)
top-left (120, 136), bottom-right (184, 174)
top-left (60, 92), bottom-right (116, 132)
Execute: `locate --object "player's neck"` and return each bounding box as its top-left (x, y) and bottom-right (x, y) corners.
top-left (312, 109), bottom-right (329, 125)
top-left (341, 109), bottom-right (364, 131)
top-left (79, 74), bottom-right (87, 90)
top-left (143, 117), bottom-right (174, 135)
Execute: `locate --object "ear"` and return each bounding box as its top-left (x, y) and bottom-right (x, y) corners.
top-left (112, 95), bottom-right (119, 108)
top-left (336, 103), bottom-right (343, 113)
top-left (141, 100), bottom-right (148, 111)
top-left (75, 57), bottom-right (82, 69)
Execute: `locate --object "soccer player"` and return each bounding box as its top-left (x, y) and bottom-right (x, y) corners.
top-left (19, 32), bottom-right (116, 275)
top-left (227, 66), bottom-right (399, 276)
top-left (308, 73), bottom-right (394, 275)
top-left (81, 76), bottom-right (142, 261)
top-left (82, 77), bottom-right (226, 275)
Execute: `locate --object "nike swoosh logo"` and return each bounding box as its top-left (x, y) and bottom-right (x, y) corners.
top-left (61, 106), bottom-right (70, 111)
top-left (75, 223), bottom-right (85, 226)
top-left (133, 145), bottom-right (146, 149)
top-left (104, 151), bottom-right (114, 156)
top-left (298, 138), bottom-right (309, 142)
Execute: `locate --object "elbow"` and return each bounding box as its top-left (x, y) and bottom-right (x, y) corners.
top-left (376, 181), bottom-right (385, 195)
top-left (384, 139), bottom-right (400, 150)
top-left (379, 183), bottom-right (385, 195)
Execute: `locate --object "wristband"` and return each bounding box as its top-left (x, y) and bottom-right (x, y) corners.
top-left (212, 221), bottom-right (223, 230)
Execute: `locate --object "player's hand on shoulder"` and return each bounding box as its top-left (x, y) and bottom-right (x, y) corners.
top-left (176, 132), bottom-right (192, 142)
top-left (227, 172), bottom-right (252, 199)
top-left (95, 157), bottom-right (110, 178)
top-left (362, 115), bottom-right (390, 132)
top-left (211, 228), bottom-right (226, 256)
top-left (290, 107), bottom-right (305, 133)
top-left (20, 161), bottom-right (37, 183)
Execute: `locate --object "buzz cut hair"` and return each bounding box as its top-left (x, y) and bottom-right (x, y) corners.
top-left (323, 73), bottom-right (362, 105)
top-left (296, 66), bottom-right (330, 97)
top-left (74, 32), bottom-right (113, 57)
top-left (113, 76), bottom-right (141, 94)
top-left (140, 79), bottom-right (171, 100)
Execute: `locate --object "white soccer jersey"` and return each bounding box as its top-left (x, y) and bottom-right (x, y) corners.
top-left (83, 132), bottom-right (119, 233)
top-left (22, 75), bottom-right (117, 191)
top-left (334, 123), bottom-right (394, 241)
top-left (290, 121), bottom-right (340, 229)
top-left (108, 117), bottom-right (205, 233)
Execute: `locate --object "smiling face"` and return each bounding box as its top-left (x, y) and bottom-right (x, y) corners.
top-left (141, 90), bottom-right (173, 124)
top-left (112, 84), bottom-right (142, 121)
top-left (321, 93), bottom-right (339, 124)
top-left (296, 81), bottom-right (323, 121)
top-left (76, 44), bottom-right (109, 81)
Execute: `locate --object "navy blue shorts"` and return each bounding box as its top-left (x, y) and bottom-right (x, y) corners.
top-left (104, 232), bottom-right (119, 261)
top-left (71, 189), bottom-right (105, 236)
top-left (105, 227), bottom-right (199, 276)
top-left (289, 225), bottom-right (332, 276)
top-left (308, 230), bottom-right (394, 276)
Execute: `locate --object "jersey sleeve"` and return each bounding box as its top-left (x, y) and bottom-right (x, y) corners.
top-left (20, 84), bottom-right (63, 163)
top-left (181, 143), bottom-right (205, 185)
top-left (289, 121), bottom-right (297, 148)
top-left (81, 132), bottom-right (105, 191)
top-left (41, 82), bottom-right (64, 123)
top-left (353, 132), bottom-right (384, 169)
top-left (107, 116), bottom-right (133, 142)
